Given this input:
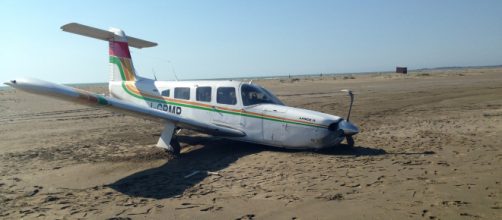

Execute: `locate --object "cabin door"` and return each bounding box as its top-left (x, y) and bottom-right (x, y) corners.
top-left (211, 87), bottom-right (241, 127)
top-left (240, 106), bottom-right (263, 141)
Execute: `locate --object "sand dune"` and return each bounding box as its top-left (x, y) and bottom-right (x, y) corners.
top-left (1, 68), bottom-right (501, 219)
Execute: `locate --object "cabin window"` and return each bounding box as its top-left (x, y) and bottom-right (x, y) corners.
top-left (174, 87), bottom-right (190, 100)
top-left (241, 84), bottom-right (284, 106)
top-left (161, 89), bottom-right (170, 97)
top-left (217, 87), bottom-right (237, 105)
top-left (196, 87), bottom-right (212, 102)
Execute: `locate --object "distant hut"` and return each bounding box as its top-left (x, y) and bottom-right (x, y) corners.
top-left (396, 66), bottom-right (407, 74)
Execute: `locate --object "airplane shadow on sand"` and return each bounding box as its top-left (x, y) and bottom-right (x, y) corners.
top-left (108, 136), bottom-right (406, 199)
top-left (108, 136), bottom-right (262, 199)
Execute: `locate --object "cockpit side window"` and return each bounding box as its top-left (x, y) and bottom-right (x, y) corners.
top-left (174, 87), bottom-right (190, 100)
top-left (217, 87), bottom-right (237, 105)
top-left (161, 89), bottom-right (170, 97)
top-left (241, 84), bottom-right (284, 106)
top-left (196, 86), bottom-right (211, 102)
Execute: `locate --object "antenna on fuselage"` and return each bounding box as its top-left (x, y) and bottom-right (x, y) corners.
top-left (168, 60), bottom-right (179, 81)
top-left (152, 68), bottom-right (157, 81)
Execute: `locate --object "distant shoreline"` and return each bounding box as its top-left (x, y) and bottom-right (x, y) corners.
top-left (1, 64), bottom-right (501, 90)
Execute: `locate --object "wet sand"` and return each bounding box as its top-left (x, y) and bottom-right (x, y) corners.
top-left (1, 68), bottom-right (501, 219)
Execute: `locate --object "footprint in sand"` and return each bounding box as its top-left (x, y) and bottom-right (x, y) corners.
top-left (236, 214), bottom-right (255, 220)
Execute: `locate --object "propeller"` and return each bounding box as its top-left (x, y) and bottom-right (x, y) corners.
top-left (340, 89), bottom-right (354, 121)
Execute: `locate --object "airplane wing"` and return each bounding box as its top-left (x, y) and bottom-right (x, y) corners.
top-left (4, 78), bottom-right (245, 137)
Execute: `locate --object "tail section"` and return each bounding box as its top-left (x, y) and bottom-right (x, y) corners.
top-left (61, 23), bottom-right (157, 82)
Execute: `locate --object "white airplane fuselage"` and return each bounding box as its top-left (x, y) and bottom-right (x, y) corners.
top-left (110, 78), bottom-right (354, 149)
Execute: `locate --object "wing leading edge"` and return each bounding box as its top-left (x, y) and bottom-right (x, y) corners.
top-left (4, 78), bottom-right (246, 137)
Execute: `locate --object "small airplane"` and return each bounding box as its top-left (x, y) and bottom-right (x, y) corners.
top-left (4, 23), bottom-right (359, 155)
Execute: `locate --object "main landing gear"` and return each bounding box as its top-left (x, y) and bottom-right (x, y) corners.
top-left (157, 122), bottom-right (181, 156)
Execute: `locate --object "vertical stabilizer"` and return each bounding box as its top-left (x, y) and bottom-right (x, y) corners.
top-left (108, 28), bottom-right (136, 81)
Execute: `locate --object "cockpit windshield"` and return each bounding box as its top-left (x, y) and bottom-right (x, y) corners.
top-left (241, 84), bottom-right (284, 106)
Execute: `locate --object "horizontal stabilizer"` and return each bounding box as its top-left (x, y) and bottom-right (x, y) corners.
top-left (61, 23), bottom-right (157, 49)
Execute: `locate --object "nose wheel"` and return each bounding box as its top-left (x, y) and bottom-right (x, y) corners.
top-left (346, 136), bottom-right (355, 147)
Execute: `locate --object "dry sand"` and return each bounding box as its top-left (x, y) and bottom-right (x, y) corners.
top-left (0, 68), bottom-right (501, 219)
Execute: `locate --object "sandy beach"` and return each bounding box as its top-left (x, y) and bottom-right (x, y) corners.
top-left (1, 68), bottom-right (501, 219)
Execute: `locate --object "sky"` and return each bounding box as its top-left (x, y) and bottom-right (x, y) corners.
top-left (1, 0), bottom-right (501, 84)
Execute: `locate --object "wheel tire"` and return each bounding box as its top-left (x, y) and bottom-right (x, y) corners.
top-left (346, 136), bottom-right (355, 147)
top-left (169, 138), bottom-right (181, 156)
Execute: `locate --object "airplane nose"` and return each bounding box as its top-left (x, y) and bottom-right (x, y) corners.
top-left (338, 120), bottom-right (359, 136)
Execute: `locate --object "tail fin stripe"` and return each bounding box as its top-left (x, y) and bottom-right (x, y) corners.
top-left (110, 56), bottom-right (136, 81)
top-left (110, 56), bottom-right (127, 81)
top-left (121, 58), bottom-right (136, 81)
top-left (109, 41), bottom-right (131, 58)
